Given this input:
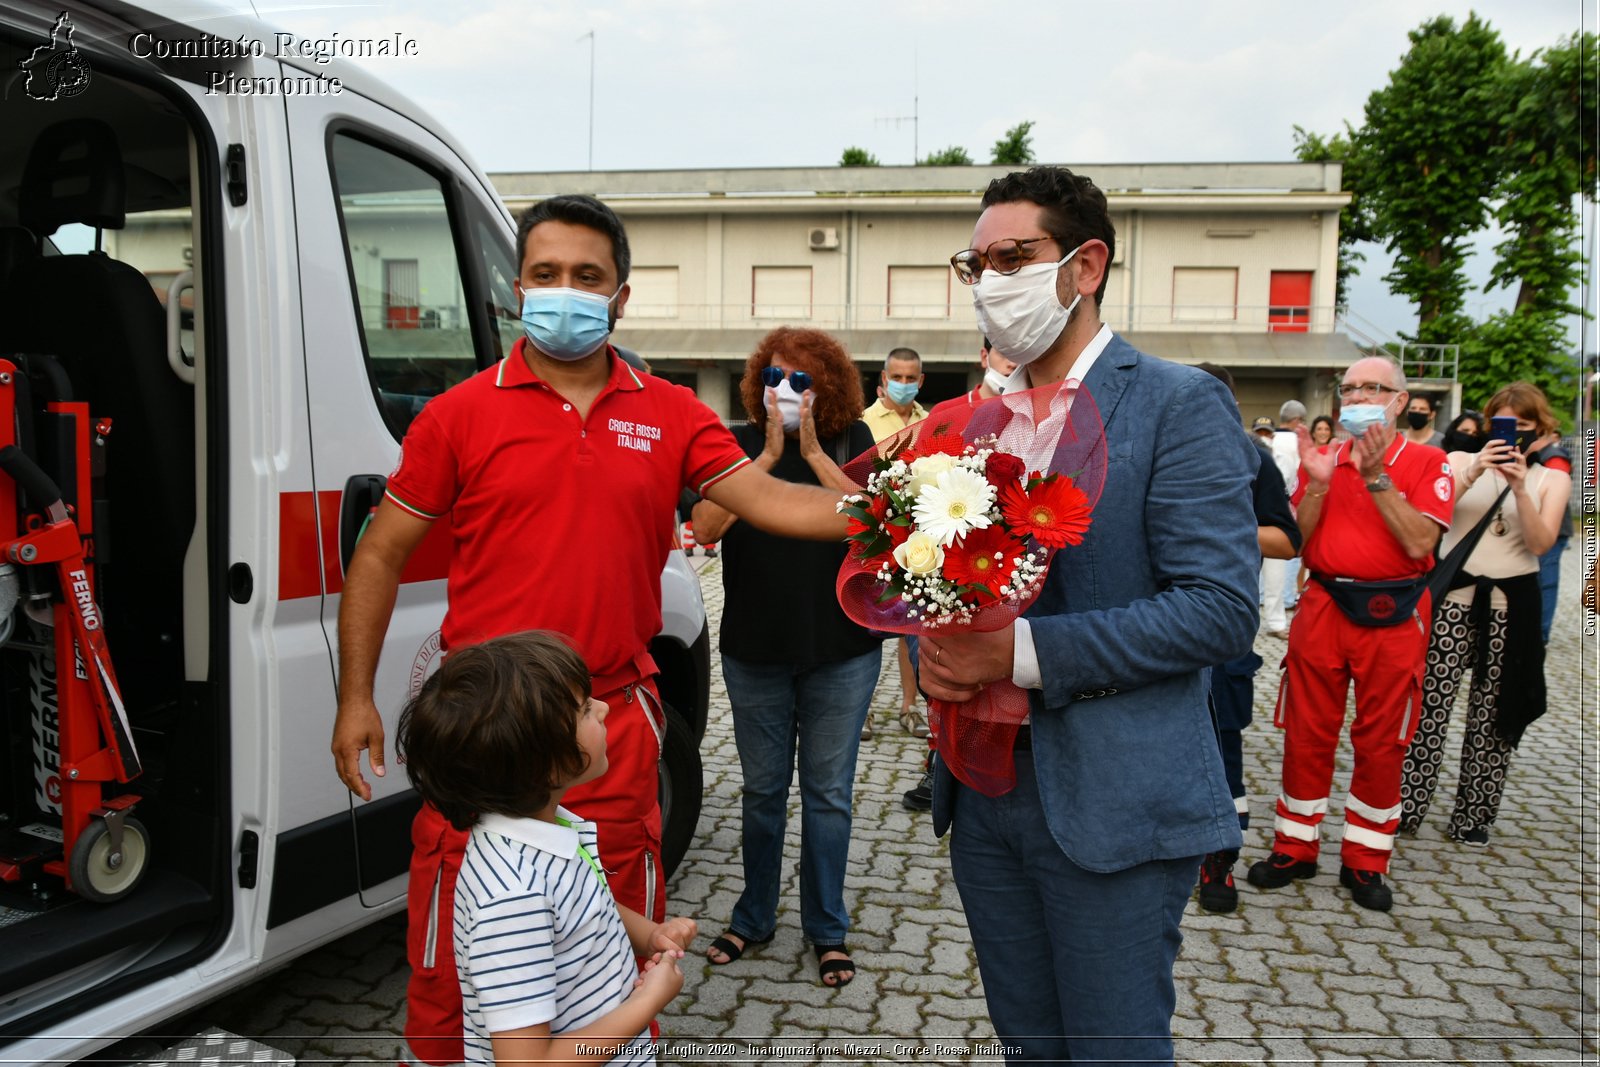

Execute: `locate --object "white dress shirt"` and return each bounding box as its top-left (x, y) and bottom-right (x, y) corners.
top-left (1009, 324), bottom-right (1113, 690)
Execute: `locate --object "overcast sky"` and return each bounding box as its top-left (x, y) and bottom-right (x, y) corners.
top-left (226, 0), bottom-right (1591, 346)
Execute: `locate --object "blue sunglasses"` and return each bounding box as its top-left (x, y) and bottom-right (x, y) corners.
top-left (760, 365), bottom-right (812, 392)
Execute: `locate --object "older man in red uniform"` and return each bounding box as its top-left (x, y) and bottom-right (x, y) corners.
top-left (1247, 356), bottom-right (1454, 912)
top-left (332, 195), bottom-right (849, 1065)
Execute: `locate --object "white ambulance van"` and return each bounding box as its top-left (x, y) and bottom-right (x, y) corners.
top-left (0, 3), bottom-right (711, 1060)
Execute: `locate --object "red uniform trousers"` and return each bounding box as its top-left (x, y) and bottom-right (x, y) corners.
top-left (1272, 584), bottom-right (1427, 874)
top-left (401, 678), bottom-right (667, 1066)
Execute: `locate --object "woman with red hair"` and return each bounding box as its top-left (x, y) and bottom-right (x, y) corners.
top-left (692, 327), bottom-right (878, 988)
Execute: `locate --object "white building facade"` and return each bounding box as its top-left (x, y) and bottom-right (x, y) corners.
top-left (493, 162), bottom-right (1386, 424)
top-left (105, 161), bottom-right (1426, 426)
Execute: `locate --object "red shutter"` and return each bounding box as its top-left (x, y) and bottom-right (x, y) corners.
top-left (1268, 271), bottom-right (1313, 333)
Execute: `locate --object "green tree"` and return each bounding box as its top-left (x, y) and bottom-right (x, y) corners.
top-left (1457, 32), bottom-right (1598, 420)
top-left (838, 146), bottom-right (880, 167)
top-left (918, 145), bottom-right (973, 166)
top-left (1358, 14), bottom-right (1507, 344)
top-left (1299, 18), bottom-right (1596, 415)
top-left (990, 121), bottom-right (1036, 165)
top-left (1457, 312), bottom-right (1577, 417)
top-left (1292, 123), bottom-right (1373, 306)
top-left (1485, 33), bottom-right (1597, 318)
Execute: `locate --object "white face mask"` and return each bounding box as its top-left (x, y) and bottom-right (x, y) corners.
top-left (773, 378), bottom-right (803, 432)
top-left (971, 245), bottom-right (1084, 366)
top-left (982, 366), bottom-right (1010, 395)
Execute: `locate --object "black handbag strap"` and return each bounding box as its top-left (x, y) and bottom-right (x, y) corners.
top-left (1426, 484), bottom-right (1513, 605)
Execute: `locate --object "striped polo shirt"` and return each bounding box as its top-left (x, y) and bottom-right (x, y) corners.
top-left (455, 809), bottom-right (650, 1065)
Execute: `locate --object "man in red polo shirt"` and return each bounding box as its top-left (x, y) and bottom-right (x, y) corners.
top-left (944, 335), bottom-right (1019, 410)
top-left (1246, 356), bottom-right (1454, 913)
top-left (331, 195), bottom-right (848, 1066)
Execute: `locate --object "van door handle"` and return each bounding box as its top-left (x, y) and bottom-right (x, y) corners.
top-left (340, 474), bottom-right (387, 572)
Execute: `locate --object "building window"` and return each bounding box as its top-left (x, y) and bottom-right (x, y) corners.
top-left (1171, 267), bottom-right (1238, 323)
top-left (1268, 270), bottom-right (1313, 333)
top-left (887, 265), bottom-right (950, 319)
top-left (628, 266), bottom-right (680, 319)
top-left (752, 266), bottom-right (812, 319)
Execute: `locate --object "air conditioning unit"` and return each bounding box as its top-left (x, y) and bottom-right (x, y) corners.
top-left (808, 226), bottom-right (840, 251)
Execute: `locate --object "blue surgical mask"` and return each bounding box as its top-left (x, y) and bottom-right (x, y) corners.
top-left (520, 286), bottom-right (618, 361)
top-left (1339, 402), bottom-right (1392, 438)
top-left (885, 379), bottom-right (920, 406)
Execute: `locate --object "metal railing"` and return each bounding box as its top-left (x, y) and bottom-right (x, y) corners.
top-left (1396, 342), bottom-right (1461, 384)
top-left (617, 302), bottom-right (1356, 335)
top-left (358, 304), bottom-right (467, 332)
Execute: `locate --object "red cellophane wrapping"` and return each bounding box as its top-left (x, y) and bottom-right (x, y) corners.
top-left (835, 382), bottom-right (1106, 796)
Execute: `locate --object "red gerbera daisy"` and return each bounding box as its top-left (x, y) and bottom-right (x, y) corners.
top-left (999, 475), bottom-right (1092, 548)
top-left (910, 420), bottom-right (967, 459)
top-left (943, 524), bottom-right (1024, 599)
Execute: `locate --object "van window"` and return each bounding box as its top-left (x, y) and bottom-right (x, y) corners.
top-left (331, 135), bottom-right (478, 439)
top-left (474, 212), bottom-right (522, 361)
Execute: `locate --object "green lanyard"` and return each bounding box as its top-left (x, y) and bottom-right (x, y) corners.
top-left (555, 816), bottom-right (610, 894)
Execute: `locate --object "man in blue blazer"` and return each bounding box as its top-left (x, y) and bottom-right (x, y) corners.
top-left (923, 167), bottom-right (1259, 1065)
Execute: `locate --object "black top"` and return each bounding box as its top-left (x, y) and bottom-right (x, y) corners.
top-left (1252, 439), bottom-right (1302, 554)
top-left (718, 420), bottom-right (882, 666)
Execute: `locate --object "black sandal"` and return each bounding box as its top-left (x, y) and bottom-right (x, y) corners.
top-left (813, 943), bottom-right (856, 988)
top-left (707, 930), bottom-right (772, 966)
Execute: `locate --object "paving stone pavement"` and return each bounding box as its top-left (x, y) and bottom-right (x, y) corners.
top-left (197, 549), bottom-right (1599, 1065)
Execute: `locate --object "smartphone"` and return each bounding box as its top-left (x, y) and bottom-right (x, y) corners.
top-left (1488, 415), bottom-right (1519, 460)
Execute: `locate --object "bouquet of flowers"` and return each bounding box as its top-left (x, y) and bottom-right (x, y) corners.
top-left (835, 382), bottom-right (1107, 795)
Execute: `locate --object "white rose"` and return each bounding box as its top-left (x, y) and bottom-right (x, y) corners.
top-left (893, 530), bottom-right (946, 576)
top-left (905, 454), bottom-right (956, 500)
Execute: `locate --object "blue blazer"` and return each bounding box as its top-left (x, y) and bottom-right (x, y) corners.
top-left (932, 335), bottom-right (1258, 871)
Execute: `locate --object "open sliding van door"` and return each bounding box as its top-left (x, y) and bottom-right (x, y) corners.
top-left (279, 70), bottom-right (516, 914)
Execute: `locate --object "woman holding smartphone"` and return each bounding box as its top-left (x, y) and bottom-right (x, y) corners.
top-left (1401, 382), bottom-right (1571, 846)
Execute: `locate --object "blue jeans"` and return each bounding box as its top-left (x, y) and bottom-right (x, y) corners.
top-left (950, 754), bottom-right (1198, 1065)
top-left (1539, 534), bottom-right (1568, 644)
top-left (722, 647), bottom-right (880, 946)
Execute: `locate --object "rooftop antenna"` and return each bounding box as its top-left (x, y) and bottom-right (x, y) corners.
top-left (578, 30), bottom-right (595, 169)
top-left (873, 46), bottom-right (918, 162)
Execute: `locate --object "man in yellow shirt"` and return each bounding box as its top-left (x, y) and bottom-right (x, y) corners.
top-left (859, 347), bottom-right (927, 740)
top-left (861, 347), bottom-right (928, 441)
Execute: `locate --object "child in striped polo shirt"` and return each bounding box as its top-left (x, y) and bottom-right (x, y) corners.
top-left (398, 631), bottom-right (698, 1065)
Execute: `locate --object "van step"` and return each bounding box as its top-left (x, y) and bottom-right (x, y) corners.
top-left (134, 1030), bottom-right (293, 1065)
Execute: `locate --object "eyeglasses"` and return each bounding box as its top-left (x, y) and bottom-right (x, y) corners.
top-left (1337, 382), bottom-right (1401, 400)
top-left (950, 236), bottom-right (1061, 285)
top-left (760, 365), bottom-right (812, 392)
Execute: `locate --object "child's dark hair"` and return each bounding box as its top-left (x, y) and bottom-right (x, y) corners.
top-left (397, 630), bottom-right (593, 830)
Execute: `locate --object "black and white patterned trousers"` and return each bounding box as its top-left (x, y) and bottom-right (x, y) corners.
top-left (1401, 599), bottom-right (1515, 838)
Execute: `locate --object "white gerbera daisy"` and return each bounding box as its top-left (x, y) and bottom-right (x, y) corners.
top-left (913, 467), bottom-right (996, 546)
